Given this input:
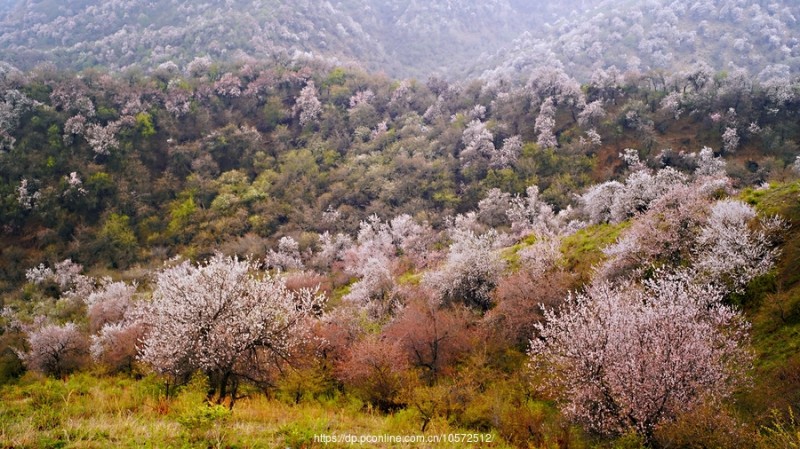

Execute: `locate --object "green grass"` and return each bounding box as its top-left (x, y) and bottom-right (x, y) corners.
top-left (735, 181), bottom-right (800, 421)
top-left (560, 222), bottom-right (629, 282)
top-left (0, 372), bottom-right (521, 448)
top-left (500, 234), bottom-right (538, 272)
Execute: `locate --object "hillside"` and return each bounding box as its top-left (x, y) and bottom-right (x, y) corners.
top-left (1, 58), bottom-right (800, 446)
top-left (3, 0), bottom-right (800, 81)
top-left (2, 1), bottom-right (800, 447)
top-left (482, 0), bottom-right (800, 82)
top-left (0, 0), bottom-right (543, 79)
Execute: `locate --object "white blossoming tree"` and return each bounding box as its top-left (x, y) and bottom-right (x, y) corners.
top-left (138, 254), bottom-right (325, 405)
top-left (293, 80), bottom-right (322, 127)
top-left (694, 199), bottom-right (785, 293)
top-left (424, 226), bottom-right (505, 311)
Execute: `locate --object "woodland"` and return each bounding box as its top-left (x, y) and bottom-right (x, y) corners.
top-left (1, 1), bottom-right (800, 448)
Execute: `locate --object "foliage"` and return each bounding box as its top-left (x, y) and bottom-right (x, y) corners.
top-left (0, 35), bottom-right (799, 448)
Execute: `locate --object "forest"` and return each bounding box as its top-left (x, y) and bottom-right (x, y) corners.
top-left (1, 0), bottom-right (800, 448)
top-left (0, 53), bottom-right (799, 447)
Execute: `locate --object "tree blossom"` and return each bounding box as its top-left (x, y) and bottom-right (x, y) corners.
top-left (16, 179), bottom-right (40, 210)
top-left (460, 119), bottom-right (495, 167)
top-left (424, 227), bottom-right (505, 310)
top-left (19, 321), bottom-right (89, 378)
top-left (694, 146), bottom-right (726, 178)
top-left (660, 91), bottom-right (683, 119)
top-left (582, 163), bottom-right (689, 224)
top-left (349, 89), bottom-right (374, 109)
top-left (63, 172), bottom-right (87, 196)
top-left (214, 72), bottom-right (242, 97)
top-left (86, 280), bottom-right (137, 333)
top-left (577, 100), bottom-right (605, 127)
top-left (186, 56), bottom-right (213, 78)
top-left (0, 89), bottom-right (35, 151)
top-left (721, 127), bottom-right (739, 153)
top-left (84, 122), bottom-right (121, 156)
top-left (599, 184), bottom-right (711, 281)
top-left (507, 185), bottom-right (560, 236)
top-left (580, 181), bottom-right (624, 224)
top-left (694, 199), bottom-right (785, 293)
top-left (535, 97), bottom-right (557, 149)
top-left (316, 231), bottom-right (354, 267)
top-left (293, 80), bottom-right (322, 126)
top-left (164, 83), bottom-right (192, 117)
top-left (63, 115), bottom-right (86, 145)
top-left (138, 254), bottom-right (325, 403)
top-left (620, 148), bottom-right (644, 169)
top-left (91, 321), bottom-right (144, 373)
top-left (582, 128), bottom-right (602, 147)
top-left (531, 270), bottom-right (751, 440)
top-left (264, 236), bottom-right (304, 271)
top-left (25, 259), bottom-right (94, 299)
top-left (49, 83), bottom-right (95, 117)
top-left (477, 188), bottom-right (512, 227)
top-left (490, 135), bottom-right (522, 169)
top-left (340, 214), bottom-right (431, 316)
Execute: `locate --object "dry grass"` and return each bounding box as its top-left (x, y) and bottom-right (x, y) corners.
top-left (0, 372), bottom-right (514, 448)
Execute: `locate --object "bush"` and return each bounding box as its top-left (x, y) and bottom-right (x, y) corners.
top-left (336, 334), bottom-right (412, 411)
top-left (654, 403), bottom-right (761, 449)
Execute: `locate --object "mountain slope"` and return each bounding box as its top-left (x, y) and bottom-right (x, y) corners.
top-left (482, 0), bottom-right (800, 82)
top-left (0, 0), bottom-right (544, 79)
top-left (7, 0), bottom-right (798, 82)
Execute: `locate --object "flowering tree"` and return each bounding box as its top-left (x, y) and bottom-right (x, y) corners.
top-left (138, 254), bottom-right (325, 404)
top-left (721, 127), bottom-right (739, 153)
top-left (214, 72), bottom-right (242, 97)
top-left (338, 214), bottom-right (434, 316)
top-left (25, 259), bottom-right (95, 300)
top-left (19, 321), bottom-right (89, 378)
top-left (694, 199), bottom-right (785, 293)
top-left (600, 184), bottom-right (711, 281)
top-left (577, 100), bottom-right (606, 127)
top-left (530, 271), bottom-right (751, 441)
top-left (336, 333), bottom-right (409, 411)
top-left (659, 91), bottom-right (683, 119)
top-left (507, 185), bottom-right (560, 236)
top-left (91, 321), bottom-right (143, 374)
top-left (316, 231), bottom-right (354, 267)
top-left (535, 97), bottom-right (558, 149)
top-left (0, 89), bottom-right (35, 151)
top-left (86, 280), bottom-right (136, 333)
top-left (580, 162), bottom-right (689, 224)
top-left (385, 298), bottom-right (474, 384)
top-left (293, 80), bottom-right (322, 127)
top-left (490, 135), bottom-right (522, 169)
top-left (477, 188), bottom-right (512, 227)
top-left (693, 146), bottom-right (726, 178)
top-left (460, 119), bottom-right (495, 167)
top-left (341, 215), bottom-right (397, 315)
top-left (84, 122), bottom-right (122, 156)
top-left (424, 226), bottom-right (506, 311)
top-left (264, 236), bottom-right (304, 271)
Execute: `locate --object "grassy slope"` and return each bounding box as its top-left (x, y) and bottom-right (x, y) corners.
top-left (1, 183), bottom-right (798, 448)
top-left (738, 181), bottom-right (800, 419)
top-left (0, 372), bottom-right (517, 448)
